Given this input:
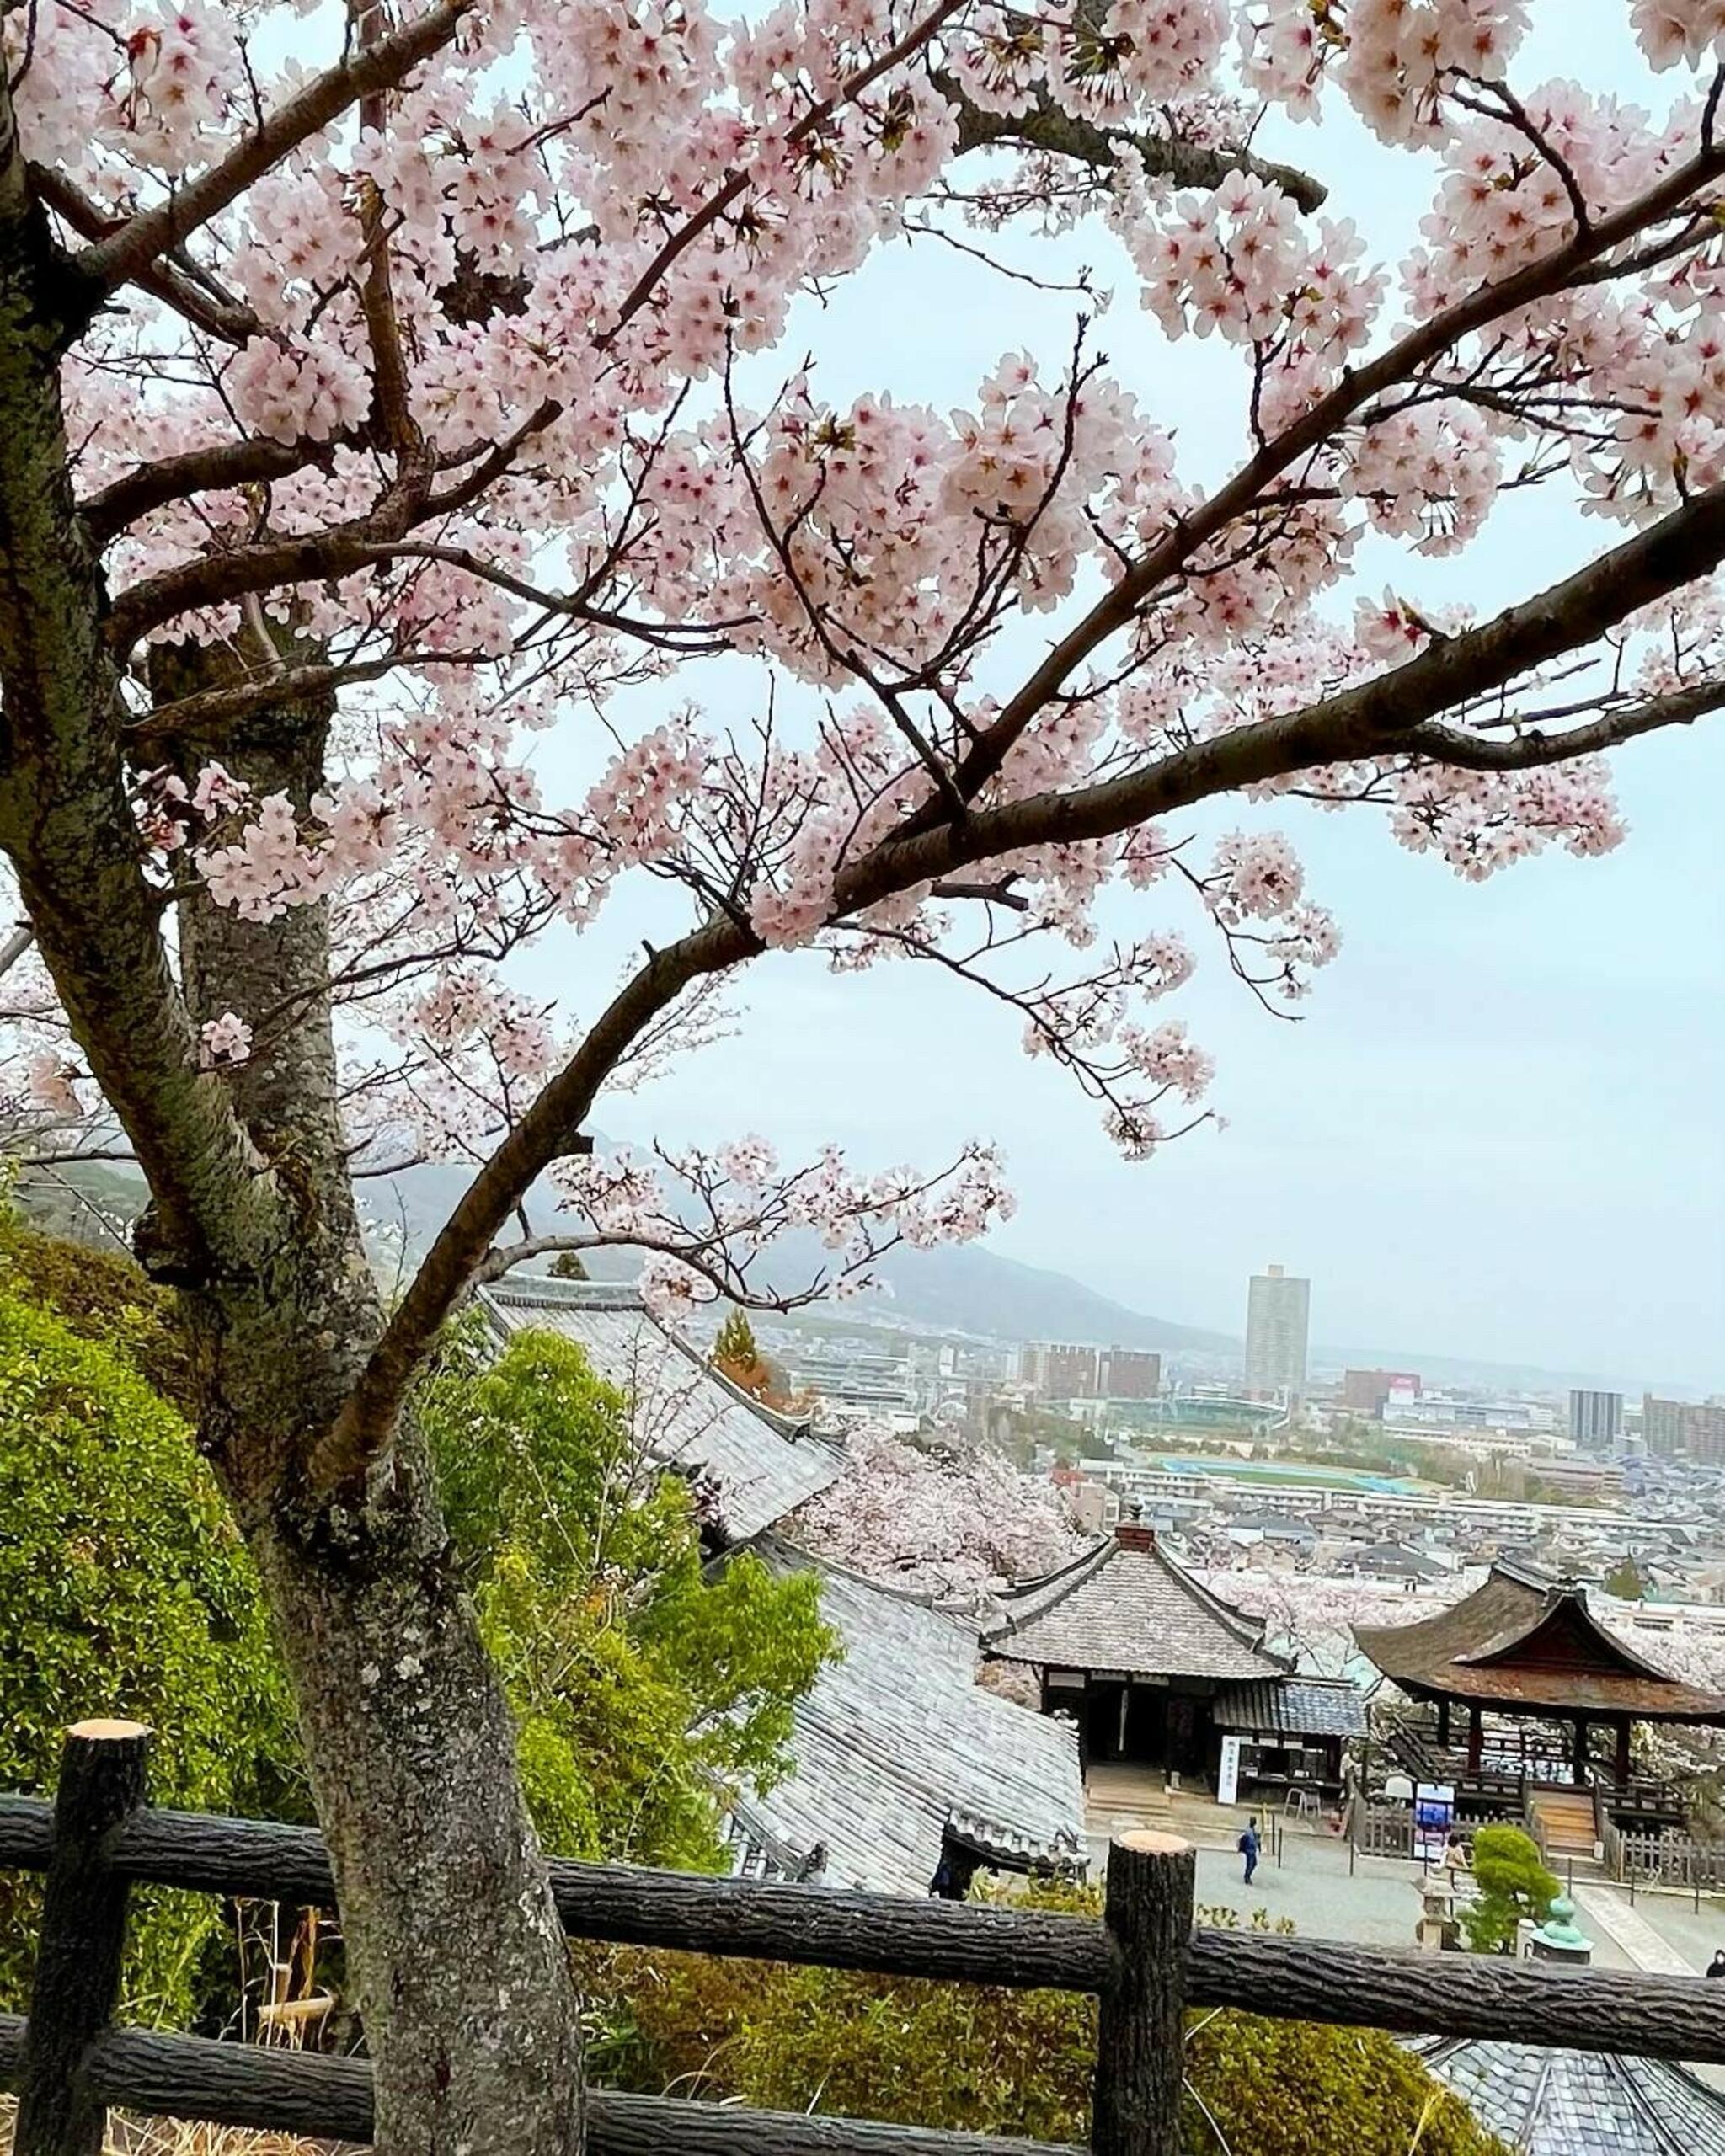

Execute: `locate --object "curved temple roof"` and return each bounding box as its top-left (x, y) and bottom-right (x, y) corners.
top-left (983, 1525), bottom-right (1289, 1683)
top-left (726, 1539), bottom-right (1085, 1897)
top-left (481, 1277), bottom-right (844, 1542)
top-left (1354, 1559), bottom-right (1725, 1722)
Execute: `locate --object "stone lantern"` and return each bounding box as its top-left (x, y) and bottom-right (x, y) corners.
top-left (1415, 1871), bottom-right (1460, 1952)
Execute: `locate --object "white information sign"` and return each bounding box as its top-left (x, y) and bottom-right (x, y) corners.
top-left (1217, 1733), bottom-right (1242, 1807)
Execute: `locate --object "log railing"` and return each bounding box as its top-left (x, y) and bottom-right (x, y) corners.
top-left (7, 1722), bottom-right (1725, 2156)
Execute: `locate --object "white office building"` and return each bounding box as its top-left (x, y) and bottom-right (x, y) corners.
top-left (1244, 1264), bottom-right (1311, 1401)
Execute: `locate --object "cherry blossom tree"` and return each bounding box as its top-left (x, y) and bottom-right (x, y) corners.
top-left (790, 1422), bottom-right (1087, 1596)
top-left (5, 1), bottom-right (1725, 2148)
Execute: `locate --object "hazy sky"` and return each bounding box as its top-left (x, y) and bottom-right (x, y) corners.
top-left (521, 8), bottom-right (1725, 1392)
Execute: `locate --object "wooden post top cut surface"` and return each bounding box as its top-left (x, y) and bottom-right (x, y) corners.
top-left (65, 1721), bottom-right (152, 1743)
top-left (1113, 1831), bottom-right (1194, 1858)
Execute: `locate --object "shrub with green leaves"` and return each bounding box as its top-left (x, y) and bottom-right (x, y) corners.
top-left (585, 1881), bottom-right (1503, 2156)
top-left (0, 1213), bottom-right (196, 1412)
top-left (0, 1290), bottom-right (291, 2020)
top-left (420, 1323), bottom-right (839, 1871)
top-left (1463, 1825), bottom-right (1559, 1955)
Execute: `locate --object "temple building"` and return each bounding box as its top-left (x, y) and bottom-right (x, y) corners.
top-left (982, 1518), bottom-right (1364, 1801)
top-left (1355, 1558), bottom-right (1725, 1846)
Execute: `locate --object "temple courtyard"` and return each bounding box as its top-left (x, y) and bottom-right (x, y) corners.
top-left (1081, 1798), bottom-right (1725, 1993)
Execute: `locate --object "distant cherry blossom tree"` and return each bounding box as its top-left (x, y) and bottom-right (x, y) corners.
top-left (6, 3), bottom-right (1725, 2147)
top-left (791, 1423), bottom-right (1087, 1597)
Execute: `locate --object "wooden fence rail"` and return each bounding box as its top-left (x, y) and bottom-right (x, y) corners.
top-left (1605, 1817), bottom-right (1725, 1891)
top-left (8, 1722), bottom-right (1725, 2156)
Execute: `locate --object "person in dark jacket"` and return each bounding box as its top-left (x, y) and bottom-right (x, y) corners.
top-left (1708, 1950), bottom-right (1725, 1979)
top-left (1239, 1817), bottom-right (1261, 1886)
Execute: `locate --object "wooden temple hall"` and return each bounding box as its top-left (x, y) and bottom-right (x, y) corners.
top-left (1355, 1558), bottom-right (1725, 1833)
top-left (981, 1518), bottom-right (1365, 1804)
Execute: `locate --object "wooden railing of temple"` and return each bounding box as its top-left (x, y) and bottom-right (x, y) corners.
top-left (8, 1724), bottom-right (1725, 2156)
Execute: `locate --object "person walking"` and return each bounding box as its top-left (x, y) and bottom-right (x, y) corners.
top-left (1239, 1817), bottom-right (1261, 1887)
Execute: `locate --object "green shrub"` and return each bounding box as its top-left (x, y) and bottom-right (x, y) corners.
top-left (585, 1881), bottom-right (1505, 2156)
top-left (0, 1214), bottom-right (195, 1412)
top-left (421, 1323), bottom-right (840, 1870)
top-left (0, 1291), bottom-right (291, 2020)
top-left (1463, 1826), bottom-right (1559, 1955)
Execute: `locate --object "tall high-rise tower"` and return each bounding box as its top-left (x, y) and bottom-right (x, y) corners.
top-left (1244, 1263), bottom-right (1311, 1401)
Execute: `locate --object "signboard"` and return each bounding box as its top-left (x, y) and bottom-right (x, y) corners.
top-left (1217, 1734), bottom-right (1242, 1808)
top-left (1413, 1783), bottom-right (1455, 1864)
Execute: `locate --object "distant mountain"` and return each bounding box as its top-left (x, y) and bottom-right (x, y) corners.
top-left (365, 1162), bottom-right (1232, 1350)
top-left (349, 1166), bottom-right (1699, 1389)
top-left (860, 1245), bottom-right (1232, 1353)
top-left (13, 1155), bottom-right (1683, 1393)
top-left (1311, 1341), bottom-right (1647, 1398)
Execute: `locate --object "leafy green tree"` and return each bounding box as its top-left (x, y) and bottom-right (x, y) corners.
top-left (1605, 1556), bottom-right (1645, 1600)
top-left (0, 1289), bottom-right (293, 2020)
top-left (420, 1326), bottom-right (839, 1870)
top-left (713, 1307), bottom-right (759, 1371)
top-left (712, 1307), bottom-right (785, 1405)
top-left (1463, 1826), bottom-right (1559, 1955)
top-left (549, 1250), bottom-right (590, 1281)
top-left (585, 1882), bottom-right (1503, 2156)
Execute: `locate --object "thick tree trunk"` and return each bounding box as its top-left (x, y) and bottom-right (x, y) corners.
top-left (251, 1447), bottom-right (585, 2156)
top-left (144, 648), bottom-right (588, 2154)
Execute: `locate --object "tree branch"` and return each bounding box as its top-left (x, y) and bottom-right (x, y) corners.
top-left (80, 435), bottom-right (347, 547)
top-left (0, 921), bottom-right (34, 978)
top-left (311, 937), bottom-right (728, 1490)
top-left (129, 649), bottom-right (494, 743)
top-left (1402, 678), bottom-right (1725, 769)
top-left (74, 0), bottom-right (477, 312)
top-left (858, 481), bottom-right (1725, 891)
top-left (29, 165), bottom-right (261, 344)
top-left (910, 131), bottom-right (1725, 830)
top-left (318, 479), bottom-right (1725, 1490)
top-left (474, 1231), bottom-right (820, 1307)
top-left (940, 73), bottom-right (1326, 214)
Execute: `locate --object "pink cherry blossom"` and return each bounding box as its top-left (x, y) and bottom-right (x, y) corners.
top-left (199, 1011), bottom-right (254, 1066)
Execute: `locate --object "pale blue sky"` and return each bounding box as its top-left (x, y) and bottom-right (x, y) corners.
top-left (518, 6), bottom-right (1724, 1390)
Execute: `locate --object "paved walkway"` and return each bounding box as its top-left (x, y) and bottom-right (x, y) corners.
top-left (1573, 1886), bottom-right (1697, 1977)
top-left (1087, 1828), bottom-right (1648, 1972)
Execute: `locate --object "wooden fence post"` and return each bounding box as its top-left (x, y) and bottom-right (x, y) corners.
top-left (1092, 1832), bottom-right (1194, 2156)
top-left (15, 1721), bottom-right (152, 2156)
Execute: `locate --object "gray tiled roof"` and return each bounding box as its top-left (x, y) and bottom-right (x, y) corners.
top-left (983, 1534), bottom-right (1288, 1682)
top-left (1210, 1677), bottom-right (1366, 1738)
top-left (725, 1538), bottom-right (1086, 1898)
top-left (480, 1278), bottom-right (843, 1542)
top-left (1410, 2037), bottom-right (1725, 2155)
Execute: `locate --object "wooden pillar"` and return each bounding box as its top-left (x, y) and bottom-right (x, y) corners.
top-left (16, 1720), bottom-right (151, 2156)
top-left (1436, 1699), bottom-right (1451, 1750)
top-left (1118, 1684), bottom-right (1132, 1762)
top-left (1094, 1831), bottom-right (1196, 2156)
top-left (1466, 1705), bottom-right (1482, 1776)
top-left (1616, 1719), bottom-right (1632, 1787)
top-left (1573, 1716), bottom-right (1590, 1782)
